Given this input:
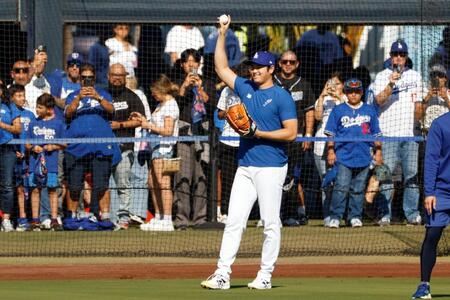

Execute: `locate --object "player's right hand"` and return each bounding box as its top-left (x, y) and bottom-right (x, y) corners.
top-left (424, 195), bottom-right (436, 215)
top-left (218, 15), bottom-right (231, 34)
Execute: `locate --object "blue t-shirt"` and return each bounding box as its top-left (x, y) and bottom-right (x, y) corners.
top-left (233, 77), bottom-right (297, 167)
top-left (61, 77), bottom-right (81, 99)
top-left (0, 102), bottom-right (20, 144)
top-left (324, 102), bottom-right (381, 168)
top-left (65, 87), bottom-right (119, 158)
top-left (27, 117), bottom-right (65, 173)
top-left (424, 112), bottom-right (450, 210)
top-left (16, 107), bottom-right (36, 156)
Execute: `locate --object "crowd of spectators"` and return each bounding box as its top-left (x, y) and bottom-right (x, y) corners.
top-left (0, 23), bottom-right (449, 232)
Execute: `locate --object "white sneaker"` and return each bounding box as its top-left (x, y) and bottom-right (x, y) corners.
top-left (248, 276), bottom-right (272, 289)
top-left (350, 218), bottom-right (363, 228)
top-left (201, 273), bottom-right (230, 290)
top-left (378, 217), bottom-right (391, 226)
top-left (41, 218), bottom-right (51, 230)
top-left (323, 216), bottom-right (331, 227)
top-left (160, 220), bottom-right (174, 232)
top-left (140, 218), bottom-right (158, 231)
top-left (218, 214), bottom-right (228, 224)
top-left (329, 219), bottom-right (340, 228)
top-left (407, 215), bottom-right (422, 226)
top-left (1, 219), bottom-right (14, 232)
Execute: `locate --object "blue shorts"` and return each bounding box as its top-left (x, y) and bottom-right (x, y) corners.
top-left (28, 172), bottom-right (58, 188)
top-left (426, 209), bottom-right (450, 227)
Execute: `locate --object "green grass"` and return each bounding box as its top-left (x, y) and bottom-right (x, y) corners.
top-left (0, 221), bottom-right (440, 257)
top-left (1, 278), bottom-right (450, 300)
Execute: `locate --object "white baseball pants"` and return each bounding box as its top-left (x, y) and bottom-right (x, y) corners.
top-left (215, 164), bottom-right (287, 280)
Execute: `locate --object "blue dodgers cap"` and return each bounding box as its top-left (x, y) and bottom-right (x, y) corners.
top-left (390, 40), bottom-right (408, 54)
top-left (343, 78), bottom-right (363, 93)
top-left (246, 51), bottom-right (276, 66)
top-left (66, 52), bottom-right (84, 65)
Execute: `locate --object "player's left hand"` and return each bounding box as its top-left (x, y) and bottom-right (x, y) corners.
top-left (424, 195), bottom-right (436, 215)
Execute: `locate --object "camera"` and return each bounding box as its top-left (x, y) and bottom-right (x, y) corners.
top-left (36, 45), bottom-right (46, 53)
top-left (431, 76), bottom-right (440, 89)
top-left (327, 79), bottom-right (336, 91)
top-left (393, 64), bottom-right (403, 74)
top-left (190, 68), bottom-right (198, 76)
top-left (82, 77), bottom-right (94, 87)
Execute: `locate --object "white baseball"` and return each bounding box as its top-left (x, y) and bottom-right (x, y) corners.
top-left (219, 14), bottom-right (229, 25)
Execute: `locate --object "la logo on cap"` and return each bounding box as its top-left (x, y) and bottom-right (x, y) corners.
top-left (397, 43), bottom-right (402, 49)
top-left (254, 53), bottom-right (259, 59)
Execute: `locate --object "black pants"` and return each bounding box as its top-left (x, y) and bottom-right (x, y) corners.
top-left (217, 143), bottom-right (239, 215)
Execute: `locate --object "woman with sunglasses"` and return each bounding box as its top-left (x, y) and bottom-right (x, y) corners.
top-left (0, 79), bottom-right (22, 231)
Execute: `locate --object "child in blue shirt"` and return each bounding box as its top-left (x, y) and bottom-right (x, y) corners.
top-left (26, 94), bottom-right (65, 231)
top-left (324, 78), bottom-right (383, 228)
top-left (9, 84), bottom-right (35, 231)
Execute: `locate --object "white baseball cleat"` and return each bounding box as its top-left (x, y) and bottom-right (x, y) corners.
top-left (247, 276), bottom-right (272, 289)
top-left (201, 273), bottom-right (230, 290)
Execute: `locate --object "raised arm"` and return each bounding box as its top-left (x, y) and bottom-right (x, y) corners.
top-left (215, 15), bottom-right (237, 90)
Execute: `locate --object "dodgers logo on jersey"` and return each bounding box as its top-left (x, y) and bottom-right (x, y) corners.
top-left (340, 114), bottom-right (371, 128)
top-left (33, 126), bottom-right (56, 140)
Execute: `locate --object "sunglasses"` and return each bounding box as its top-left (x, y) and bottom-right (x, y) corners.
top-left (81, 75), bottom-right (95, 80)
top-left (13, 67), bottom-right (29, 74)
top-left (68, 62), bottom-right (80, 68)
top-left (391, 52), bottom-right (407, 58)
top-left (431, 72), bottom-right (446, 79)
top-left (280, 59), bottom-right (297, 65)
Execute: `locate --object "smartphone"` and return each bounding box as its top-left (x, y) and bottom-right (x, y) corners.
top-left (431, 76), bottom-right (440, 89)
top-left (327, 79), bottom-right (336, 91)
top-left (36, 45), bottom-right (46, 53)
top-left (393, 64), bottom-right (403, 74)
top-left (83, 77), bottom-right (94, 87)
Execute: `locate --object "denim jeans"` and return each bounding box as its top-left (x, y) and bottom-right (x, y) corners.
top-left (377, 141), bottom-right (419, 222)
top-left (314, 154), bottom-right (332, 220)
top-left (330, 163), bottom-right (369, 221)
top-left (112, 150), bottom-right (134, 222)
top-left (130, 152), bottom-right (148, 219)
top-left (0, 146), bottom-right (16, 215)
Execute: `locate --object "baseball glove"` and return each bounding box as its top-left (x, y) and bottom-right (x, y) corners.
top-left (226, 103), bottom-right (257, 137)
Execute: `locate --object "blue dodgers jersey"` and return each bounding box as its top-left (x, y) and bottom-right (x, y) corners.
top-left (424, 112), bottom-right (450, 210)
top-left (233, 77), bottom-right (297, 167)
top-left (16, 108), bottom-right (36, 165)
top-left (324, 102), bottom-right (381, 168)
top-left (27, 117), bottom-right (65, 173)
top-left (0, 102), bottom-right (20, 144)
top-left (65, 88), bottom-right (119, 158)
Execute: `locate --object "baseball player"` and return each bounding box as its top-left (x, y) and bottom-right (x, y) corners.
top-left (201, 15), bottom-right (297, 290)
top-left (412, 111), bottom-right (450, 299)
